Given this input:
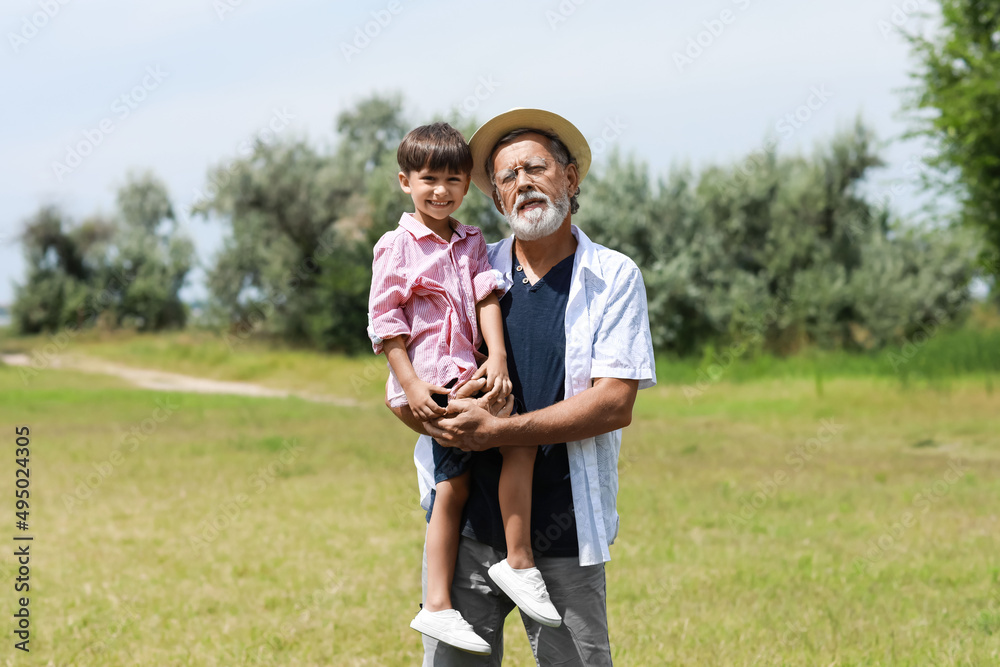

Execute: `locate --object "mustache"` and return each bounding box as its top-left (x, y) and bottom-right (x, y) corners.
top-left (504, 190), bottom-right (570, 241)
top-left (514, 191), bottom-right (551, 211)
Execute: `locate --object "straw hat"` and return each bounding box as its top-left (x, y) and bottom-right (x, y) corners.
top-left (467, 108), bottom-right (591, 195)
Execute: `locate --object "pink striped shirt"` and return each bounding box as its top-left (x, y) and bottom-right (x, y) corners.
top-left (367, 213), bottom-right (502, 408)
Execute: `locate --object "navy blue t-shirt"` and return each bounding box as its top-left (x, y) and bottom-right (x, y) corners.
top-left (457, 249), bottom-right (579, 558)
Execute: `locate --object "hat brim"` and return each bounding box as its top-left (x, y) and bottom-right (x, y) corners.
top-left (468, 108), bottom-right (591, 196)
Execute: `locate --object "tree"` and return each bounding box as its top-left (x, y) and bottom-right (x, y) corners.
top-left (11, 172), bottom-right (193, 333)
top-left (12, 206), bottom-right (105, 333)
top-left (112, 171), bottom-right (194, 330)
top-left (199, 94), bottom-right (411, 352)
top-left (334, 93), bottom-right (408, 175)
top-left (199, 139), bottom-right (349, 346)
top-left (902, 0), bottom-right (1000, 295)
top-left (576, 120), bottom-right (979, 354)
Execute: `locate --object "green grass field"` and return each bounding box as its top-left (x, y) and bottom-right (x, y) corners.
top-left (1, 330), bottom-right (999, 665)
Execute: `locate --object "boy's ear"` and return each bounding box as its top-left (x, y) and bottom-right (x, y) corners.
top-left (398, 171), bottom-right (412, 193)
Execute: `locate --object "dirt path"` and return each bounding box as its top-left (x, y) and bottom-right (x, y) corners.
top-left (1, 353), bottom-right (359, 406)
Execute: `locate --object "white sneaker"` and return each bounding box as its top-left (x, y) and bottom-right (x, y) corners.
top-left (410, 608), bottom-right (491, 655)
top-left (487, 559), bottom-right (562, 627)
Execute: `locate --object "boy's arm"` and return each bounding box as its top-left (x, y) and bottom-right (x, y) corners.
top-left (476, 292), bottom-right (505, 357)
top-left (474, 292), bottom-right (512, 401)
top-left (368, 238), bottom-right (411, 355)
top-left (382, 336), bottom-right (448, 421)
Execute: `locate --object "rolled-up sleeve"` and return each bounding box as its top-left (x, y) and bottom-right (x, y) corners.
top-left (367, 238), bottom-right (411, 354)
top-left (591, 263), bottom-right (657, 389)
top-left (470, 235), bottom-right (503, 303)
top-left (472, 271), bottom-right (502, 303)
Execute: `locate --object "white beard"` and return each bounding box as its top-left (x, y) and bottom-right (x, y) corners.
top-left (502, 191), bottom-right (570, 241)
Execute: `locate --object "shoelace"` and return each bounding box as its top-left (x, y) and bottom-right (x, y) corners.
top-left (522, 572), bottom-right (550, 600)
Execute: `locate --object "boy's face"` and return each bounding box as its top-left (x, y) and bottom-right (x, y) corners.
top-left (398, 166), bottom-right (470, 228)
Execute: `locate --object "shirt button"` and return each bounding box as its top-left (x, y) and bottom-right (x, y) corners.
top-left (522, 277), bottom-right (529, 284)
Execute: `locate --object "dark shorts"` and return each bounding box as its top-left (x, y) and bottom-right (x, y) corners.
top-left (432, 438), bottom-right (473, 484)
top-left (430, 388), bottom-right (520, 485)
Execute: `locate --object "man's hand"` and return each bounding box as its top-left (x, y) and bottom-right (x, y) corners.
top-left (454, 377), bottom-right (514, 418)
top-left (454, 376), bottom-right (487, 400)
top-left (481, 392), bottom-right (514, 418)
top-left (455, 356), bottom-right (512, 406)
top-left (426, 394), bottom-right (513, 451)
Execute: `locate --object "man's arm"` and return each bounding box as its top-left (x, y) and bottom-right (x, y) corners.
top-left (388, 400), bottom-right (431, 436)
top-left (425, 377), bottom-right (638, 451)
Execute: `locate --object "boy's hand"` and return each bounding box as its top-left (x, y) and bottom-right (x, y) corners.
top-left (402, 379), bottom-right (449, 421)
top-left (477, 392), bottom-right (514, 419)
top-left (479, 355), bottom-right (512, 405)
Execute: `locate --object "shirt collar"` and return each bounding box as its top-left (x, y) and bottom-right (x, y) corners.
top-left (398, 212), bottom-right (467, 242)
top-left (569, 224), bottom-right (600, 279)
top-left (492, 224), bottom-right (603, 280)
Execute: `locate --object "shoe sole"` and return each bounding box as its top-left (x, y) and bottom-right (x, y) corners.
top-left (410, 617), bottom-right (491, 655)
top-left (487, 565), bottom-right (562, 628)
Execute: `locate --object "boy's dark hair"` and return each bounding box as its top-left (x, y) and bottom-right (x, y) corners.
top-left (397, 123), bottom-right (473, 175)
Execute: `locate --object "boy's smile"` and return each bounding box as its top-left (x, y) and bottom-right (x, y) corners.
top-left (398, 166), bottom-right (471, 236)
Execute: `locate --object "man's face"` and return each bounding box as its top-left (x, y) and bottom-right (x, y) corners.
top-left (490, 134), bottom-right (578, 241)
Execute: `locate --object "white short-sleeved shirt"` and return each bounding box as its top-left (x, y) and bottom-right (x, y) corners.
top-left (413, 224), bottom-right (657, 566)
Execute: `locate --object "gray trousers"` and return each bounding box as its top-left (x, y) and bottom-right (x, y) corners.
top-left (421, 534), bottom-right (612, 666)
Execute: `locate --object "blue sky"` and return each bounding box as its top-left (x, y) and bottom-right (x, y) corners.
top-left (1, 0), bottom-right (939, 305)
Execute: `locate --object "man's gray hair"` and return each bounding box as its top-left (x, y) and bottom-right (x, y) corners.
top-left (485, 128), bottom-right (582, 214)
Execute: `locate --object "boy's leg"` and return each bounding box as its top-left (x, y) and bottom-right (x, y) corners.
top-left (490, 446), bottom-right (562, 628)
top-left (424, 471), bottom-right (470, 611)
top-left (422, 535), bottom-right (516, 667)
top-left (519, 556), bottom-right (612, 667)
top-left (497, 446), bottom-right (537, 569)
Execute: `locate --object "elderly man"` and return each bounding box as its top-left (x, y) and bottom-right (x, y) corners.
top-left (391, 108), bottom-right (656, 666)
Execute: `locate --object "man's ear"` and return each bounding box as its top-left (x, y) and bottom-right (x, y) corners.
top-left (564, 162), bottom-right (580, 196)
top-left (398, 171), bottom-right (412, 193)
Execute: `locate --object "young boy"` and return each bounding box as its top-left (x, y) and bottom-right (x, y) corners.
top-left (367, 123), bottom-right (561, 655)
